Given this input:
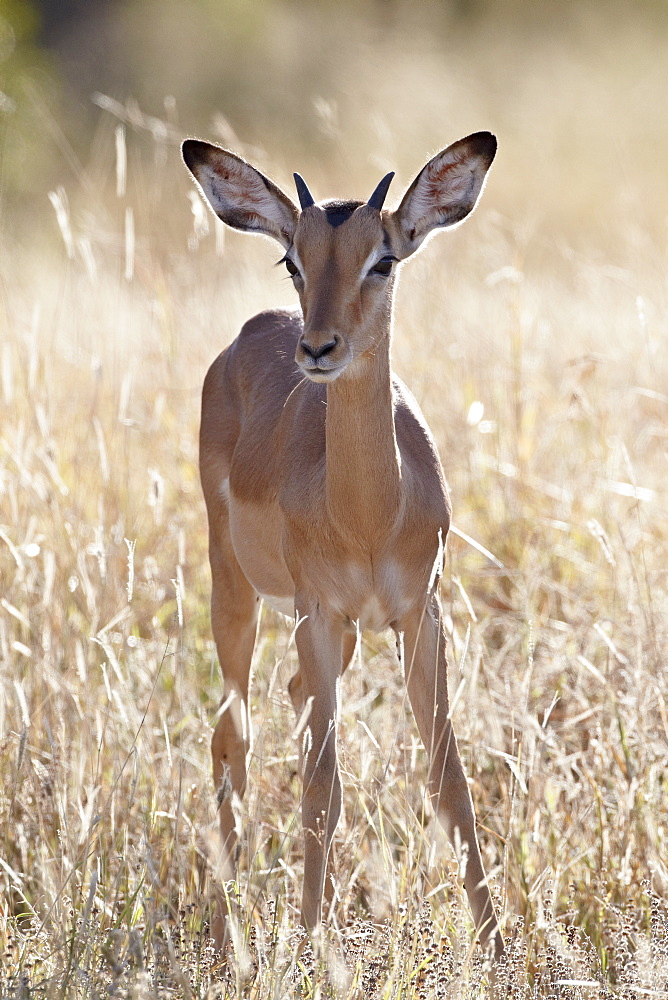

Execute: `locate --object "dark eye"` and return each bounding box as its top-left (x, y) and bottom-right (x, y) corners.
top-left (284, 257), bottom-right (300, 277)
top-left (371, 256), bottom-right (396, 276)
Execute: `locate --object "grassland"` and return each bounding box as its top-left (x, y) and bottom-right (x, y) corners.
top-left (1, 3), bottom-right (667, 996)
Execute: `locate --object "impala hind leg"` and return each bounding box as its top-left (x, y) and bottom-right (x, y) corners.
top-left (207, 518), bottom-right (259, 941)
top-left (400, 599), bottom-right (504, 961)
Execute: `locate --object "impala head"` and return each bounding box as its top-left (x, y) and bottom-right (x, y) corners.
top-left (182, 133), bottom-right (496, 382)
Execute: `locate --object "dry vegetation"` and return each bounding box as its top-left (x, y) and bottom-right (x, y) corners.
top-left (1, 2), bottom-right (668, 996)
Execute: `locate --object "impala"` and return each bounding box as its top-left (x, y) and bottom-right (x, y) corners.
top-left (183, 132), bottom-right (503, 959)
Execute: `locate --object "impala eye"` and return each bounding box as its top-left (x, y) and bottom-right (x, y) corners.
top-left (283, 257), bottom-right (300, 277)
top-left (371, 255), bottom-right (397, 276)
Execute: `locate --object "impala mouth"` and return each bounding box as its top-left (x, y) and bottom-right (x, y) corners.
top-left (298, 360), bottom-right (346, 383)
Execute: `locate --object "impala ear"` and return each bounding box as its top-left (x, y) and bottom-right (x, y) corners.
top-left (392, 132), bottom-right (496, 258)
top-left (182, 139), bottom-right (299, 249)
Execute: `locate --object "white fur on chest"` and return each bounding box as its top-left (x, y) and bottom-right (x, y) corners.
top-left (334, 558), bottom-right (409, 632)
top-left (260, 592), bottom-right (296, 618)
top-left (356, 592), bottom-right (390, 631)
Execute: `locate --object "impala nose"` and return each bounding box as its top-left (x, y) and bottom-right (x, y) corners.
top-left (300, 336), bottom-right (339, 361)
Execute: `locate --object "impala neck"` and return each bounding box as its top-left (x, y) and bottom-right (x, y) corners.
top-left (324, 311), bottom-right (402, 542)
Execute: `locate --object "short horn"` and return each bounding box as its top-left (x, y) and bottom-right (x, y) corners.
top-left (294, 172), bottom-right (315, 210)
top-left (367, 171), bottom-right (395, 211)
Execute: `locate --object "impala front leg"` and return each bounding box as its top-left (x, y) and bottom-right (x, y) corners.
top-left (206, 512), bottom-right (259, 946)
top-left (400, 597), bottom-right (504, 961)
top-left (293, 601), bottom-right (345, 929)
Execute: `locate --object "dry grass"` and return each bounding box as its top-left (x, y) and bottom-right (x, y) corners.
top-left (1, 3), bottom-right (668, 996)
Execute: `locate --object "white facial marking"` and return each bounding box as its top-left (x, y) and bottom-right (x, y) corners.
top-left (290, 246), bottom-right (305, 275)
top-left (360, 246), bottom-right (382, 279)
top-left (304, 367), bottom-right (344, 384)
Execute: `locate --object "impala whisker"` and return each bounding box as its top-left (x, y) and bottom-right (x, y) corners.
top-left (283, 375), bottom-right (308, 410)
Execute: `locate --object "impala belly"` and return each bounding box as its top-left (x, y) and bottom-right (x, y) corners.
top-left (259, 592), bottom-right (296, 618)
top-left (227, 492), bottom-right (294, 608)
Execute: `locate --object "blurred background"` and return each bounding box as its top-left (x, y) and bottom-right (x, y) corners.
top-left (1, 0), bottom-right (667, 992)
top-left (3, 0), bottom-right (668, 236)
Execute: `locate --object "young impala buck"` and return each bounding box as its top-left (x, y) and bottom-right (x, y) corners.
top-left (183, 132), bottom-right (503, 959)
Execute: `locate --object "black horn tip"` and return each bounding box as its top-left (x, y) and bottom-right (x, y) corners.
top-left (294, 172), bottom-right (316, 210)
top-left (367, 171), bottom-right (395, 211)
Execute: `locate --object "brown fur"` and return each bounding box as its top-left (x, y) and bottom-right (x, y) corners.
top-left (183, 132), bottom-right (504, 962)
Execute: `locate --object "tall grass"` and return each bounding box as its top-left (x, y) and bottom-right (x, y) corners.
top-left (1, 4), bottom-right (668, 996)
